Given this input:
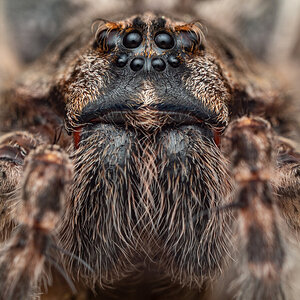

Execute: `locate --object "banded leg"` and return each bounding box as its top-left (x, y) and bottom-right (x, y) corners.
top-left (0, 145), bottom-right (73, 300)
top-left (222, 117), bottom-right (286, 300)
top-left (0, 131), bottom-right (43, 240)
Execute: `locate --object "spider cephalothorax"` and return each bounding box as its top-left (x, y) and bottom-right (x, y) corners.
top-left (0, 10), bottom-right (299, 300)
top-left (59, 12), bottom-right (232, 288)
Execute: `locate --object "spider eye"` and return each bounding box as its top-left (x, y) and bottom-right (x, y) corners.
top-left (116, 53), bottom-right (129, 67)
top-left (167, 55), bottom-right (180, 68)
top-left (178, 31), bottom-right (201, 52)
top-left (94, 29), bottom-right (118, 51)
top-left (130, 57), bottom-right (145, 71)
top-left (154, 32), bottom-right (174, 49)
top-left (151, 57), bottom-right (166, 71)
top-left (123, 30), bottom-right (143, 48)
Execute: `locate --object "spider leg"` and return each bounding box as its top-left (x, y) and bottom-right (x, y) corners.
top-left (272, 137), bottom-right (300, 232)
top-left (0, 131), bottom-right (44, 240)
top-left (222, 116), bottom-right (287, 300)
top-left (0, 144), bottom-right (73, 300)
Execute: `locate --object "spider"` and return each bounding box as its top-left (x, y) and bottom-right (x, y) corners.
top-left (0, 9), bottom-right (300, 300)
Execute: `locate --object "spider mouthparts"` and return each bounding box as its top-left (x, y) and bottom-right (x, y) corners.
top-left (90, 110), bottom-right (204, 126)
top-left (72, 109), bottom-right (222, 149)
top-left (72, 109), bottom-right (205, 149)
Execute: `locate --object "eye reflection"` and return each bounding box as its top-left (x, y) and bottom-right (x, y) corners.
top-left (116, 53), bottom-right (128, 67)
top-left (94, 29), bottom-right (119, 51)
top-left (130, 57), bottom-right (145, 71)
top-left (167, 55), bottom-right (180, 68)
top-left (178, 31), bottom-right (199, 51)
top-left (123, 30), bottom-right (143, 49)
top-left (154, 32), bottom-right (175, 49)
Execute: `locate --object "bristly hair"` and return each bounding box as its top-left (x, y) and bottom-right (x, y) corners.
top-left (60, 114), bottom-right (233, 288)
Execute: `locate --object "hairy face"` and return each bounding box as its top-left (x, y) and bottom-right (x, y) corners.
top-left (60, 12), bottom-right (233, 287)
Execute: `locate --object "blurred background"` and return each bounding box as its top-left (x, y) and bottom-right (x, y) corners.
top-left (0, 0), bottom-right (300, 93)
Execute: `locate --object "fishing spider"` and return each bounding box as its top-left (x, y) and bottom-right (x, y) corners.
top-left (0, 10), bottom-right (299, 300)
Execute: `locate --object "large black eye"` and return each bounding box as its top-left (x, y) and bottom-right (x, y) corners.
top-left (123, 30), bottom-right (143, 48)
top-left (178, 31), bottom-right (199, 52)
top-left (154, 32), bottom-right (174, 49)
top-left (94, 29), bottom-right (118, 51)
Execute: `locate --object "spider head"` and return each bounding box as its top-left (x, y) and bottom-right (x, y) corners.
top-left (58, 12), bottom-right (233, 285)
top-left (63, 12), bottom-right (230, 148)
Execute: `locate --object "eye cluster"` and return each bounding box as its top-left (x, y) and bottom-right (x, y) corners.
top-left (94, 27), bottom-right (203, 72)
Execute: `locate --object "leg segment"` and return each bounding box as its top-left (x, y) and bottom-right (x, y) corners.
top-left (222, 117), bottom-right (286, 300)
top-left (273, 137), bottom-right (300, 233)
top-left (0, 145), bottom-right (73, 300)
top-left (0, 131), bottom-right (44, 240)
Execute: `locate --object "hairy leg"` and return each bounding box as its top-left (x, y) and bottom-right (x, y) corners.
top-left (0, 131), bottom-right (44, 240)
top-left (273, 138), bottom-right (300, 233)
top-left (0, 144), bottom-right (72, 300)
top-left (222, 116), bottom-right (287, 300)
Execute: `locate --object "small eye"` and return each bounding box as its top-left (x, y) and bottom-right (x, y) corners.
top-left (152, 58), bottom-right (166, 71)
top-left (178, 31), bottom-right (200, 52)
top-left (116, 53), bottom-right (128, 67)
top-left (94, 30), bottom-right (118, 51)
top-left (123, 30), bottom-right (143, 48)
top-left (130, 57), bottom-right (144, 71)
top-left (167, 55), bottom-right (180, 68)
top-left (154, 32), bottom-right (174, 49)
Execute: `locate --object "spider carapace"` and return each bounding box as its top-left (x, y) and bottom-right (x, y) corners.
top-left (0, 11), bottom-right (300, 300)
